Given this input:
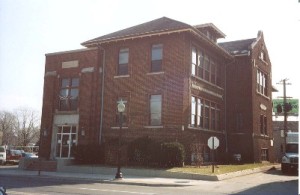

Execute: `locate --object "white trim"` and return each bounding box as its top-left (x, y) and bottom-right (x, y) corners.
top-left (146, 71), bottom-right (165, 75)
top-left (114, 75), bottom-right (130, 78)
top-left (81, 67), bottom-right (94, 73)
top-left (144, 126), bottom-right (163, 129)
top-left (111, 126), bottom-right (129, 129)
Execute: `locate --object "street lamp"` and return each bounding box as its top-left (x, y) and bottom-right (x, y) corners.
top-left (115, 99), bottom-right (125, 179)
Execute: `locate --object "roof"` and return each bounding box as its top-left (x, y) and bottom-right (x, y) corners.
top-left (82, 17), bottom-right (192, 47)
top-left (218, 38), bottom-right (256, 56)
top-left (194, 23), bottom-right (226, 38)
top-left (81, 17), bottom-right (233, 60)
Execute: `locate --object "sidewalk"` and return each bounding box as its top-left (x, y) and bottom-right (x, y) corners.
top-left (0, 166), bottom-right (202, 187)
top-left (0, 164), bottom-right (280, 187)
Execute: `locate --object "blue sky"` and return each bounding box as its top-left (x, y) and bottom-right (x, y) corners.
top-left (0, 0), bottom-right (299, 112)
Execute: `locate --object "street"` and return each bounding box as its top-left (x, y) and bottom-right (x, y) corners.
top-left (0, 168), bottom-right (298, 195)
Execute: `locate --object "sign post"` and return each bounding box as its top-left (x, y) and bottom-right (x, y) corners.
top-left (208, 136), bottom-right (219, 173)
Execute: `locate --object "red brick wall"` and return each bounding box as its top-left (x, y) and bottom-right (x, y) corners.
top-left (226, 33), bottom-right (274, 162)
top-left (40, 30), bottom-right (274, 164)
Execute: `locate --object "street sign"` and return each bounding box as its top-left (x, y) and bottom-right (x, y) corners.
top-left (208, 136), bottom-right (219, 150)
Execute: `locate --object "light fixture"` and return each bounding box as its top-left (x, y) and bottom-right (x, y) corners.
top-left (43, 129), bottom-right (48, 137)
top-left (81, 128), bottom-right (85, 136)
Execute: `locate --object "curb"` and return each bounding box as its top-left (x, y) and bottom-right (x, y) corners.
top-left (0, 164), bottom-right (280, 187)
top-left (0, 171), bottom-right (190, 187)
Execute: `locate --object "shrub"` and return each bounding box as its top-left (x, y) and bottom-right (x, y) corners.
top-left (73, 144), bottom-right (105, 164)
top-left (127, 137), bottom-right (185, 168)
top-left (159, 142), bottom-right (185, 167)
top-left (127, 137), bottom-right (156, 166)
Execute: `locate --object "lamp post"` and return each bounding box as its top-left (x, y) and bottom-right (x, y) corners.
top-left (115, 100), bottom-right (125, 179)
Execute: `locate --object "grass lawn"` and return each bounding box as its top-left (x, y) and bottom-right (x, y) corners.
top-left (167, 163), bottom-right (277, 175)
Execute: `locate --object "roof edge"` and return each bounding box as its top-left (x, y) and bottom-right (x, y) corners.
top-left (194, 23), bottom-right (226, 38)
top-left (81, 28), bottom-right (190, 47)
top-left (45, 47), bottom-right (97, 56)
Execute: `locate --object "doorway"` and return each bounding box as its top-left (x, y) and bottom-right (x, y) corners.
top-left (56, 125), bottom-right (77, 158)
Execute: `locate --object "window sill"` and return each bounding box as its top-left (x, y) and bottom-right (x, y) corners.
top-left (144, 125), bottom-right (163, 129)
top-left (256, 91), bottom-right (270, 100)
top-left (191, 75), bottom-right (224, 91)
top-left (114, 75), bottom-right (130, 78)
top-left (146, 71), bottom-right (164, 75)
top-left (111, 126), bottom-right (129, 129)
top-left (188, 125), bottom-right (224, 134)
top-left (55, 109), bottom-right (79, 114)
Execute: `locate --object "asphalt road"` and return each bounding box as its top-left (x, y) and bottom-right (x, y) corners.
top-left (0, 169), bottom-right (298, 195)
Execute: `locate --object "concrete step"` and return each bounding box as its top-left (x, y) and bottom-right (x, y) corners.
top-left (19, 158), bottom-right (57, 172)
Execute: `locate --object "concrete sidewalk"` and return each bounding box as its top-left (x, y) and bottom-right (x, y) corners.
top-left (0, 164), bottom-right (280, 187)
top-left (0, 166), bottom-right (202, 187)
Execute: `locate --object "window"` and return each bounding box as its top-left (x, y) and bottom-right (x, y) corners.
top-left (260, 51), bottom-right (266, 61)
top-left (59, 78), bottom-right (79, 111)
top-left (116, 97), bottom-right (128, 126)
top-left (192, 47), bottom-right (197, 75)
top-left (257, 69), bottom-right (267, 96)
top-left (118, 48), bottom-right (129, 75)
top-left (261, 148), bottom-right (269, 161)
top-left (204, 101), bottom-right (210, 129)
top-left (198, 51), bottom-right (204, 79)
top-left (191, 97), bottom-right (196, 126)
top-left (204, 56), bottom-right (210, 82)
top-left (191, 46), bottom-right (220, 86)
top-left (151, 44), bottom-right (163, 72)
top-left (210, 60), bottom-right (216, 84)
top-left (190, 97), bottom-right (220, 130)
top-left (211, 103), bottom-right (216, 130)
top-left (197, 98), bottom-right (202, 127)
top-left (191, 97), bottom-right (203, 127)
top-left (150, 95), bottom-right (162, 126)
top-left (260, 114), bottom-right (267, 135)
top-left (215, 105), bottom-right (220, 131)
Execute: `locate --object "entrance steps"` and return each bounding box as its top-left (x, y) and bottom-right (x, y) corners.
top-left (19, 158), bottom-right (57, 172)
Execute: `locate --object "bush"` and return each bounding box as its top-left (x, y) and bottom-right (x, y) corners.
top-left (160, 142), bottom-right (185, 167)
top-left (127, 137), bottom-right (185, 168)
top-left (73, 144), bottom-right (105, 164)
top-left (127, 137), bottom-right (157, 166)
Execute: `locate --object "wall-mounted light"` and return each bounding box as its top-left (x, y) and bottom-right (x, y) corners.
top-left (43, 129), bottom-right (48, 137)
top-left (81, 128), bottom-right (85, 136)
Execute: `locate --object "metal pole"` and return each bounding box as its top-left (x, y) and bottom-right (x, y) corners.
top-left (212, 138), bottom-right (215, 173)
top-left (283, 79), bottom-right (287, 153)
top-left (115, 112), bottom-right (123, 179)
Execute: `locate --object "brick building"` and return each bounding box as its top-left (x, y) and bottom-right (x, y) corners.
top-left (40, 17), bottom-right (274, 164)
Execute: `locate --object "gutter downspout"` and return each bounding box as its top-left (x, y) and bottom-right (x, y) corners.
top-left (98, 45), bottom-right (105, 145)
top-left (224, 59), bottom-right (235, 156)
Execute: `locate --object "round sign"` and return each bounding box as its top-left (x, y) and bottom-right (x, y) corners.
top-left (208, 136), bottom-right (219, 150)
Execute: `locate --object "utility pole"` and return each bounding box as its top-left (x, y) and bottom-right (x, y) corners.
top-left (277, 79), bottom-right (292, 153)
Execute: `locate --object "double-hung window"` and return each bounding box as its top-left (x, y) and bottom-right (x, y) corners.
top-left (260, 114), bottom-right (267, 135)
top-left (257, 69), bottom-right (267, 96)
top-left (118, 48), bottom-right (129, 75)
top-left (59, 78), bottom-right (79, 111)
top-left (151, 44), bottom-right (163, 72)
top-left (192, 48), bottom-right (197, 76)
top-left (150, 95), bottom-right (162, 126)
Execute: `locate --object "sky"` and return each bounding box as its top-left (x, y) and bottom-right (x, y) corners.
top-left (0, 0), bottom-right (299, 113)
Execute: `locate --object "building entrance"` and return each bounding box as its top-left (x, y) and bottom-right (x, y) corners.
top-left (56, 125), bottom-right (77, 158)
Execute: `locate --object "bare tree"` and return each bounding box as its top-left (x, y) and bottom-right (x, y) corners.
top-left (0, 110), bottom-right (17, 146)
top-left (14, 108), bottom-right (41, 147)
